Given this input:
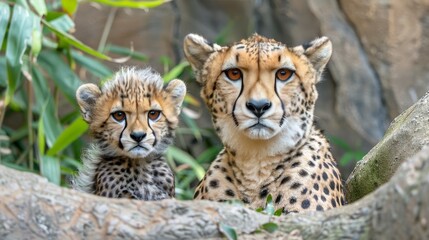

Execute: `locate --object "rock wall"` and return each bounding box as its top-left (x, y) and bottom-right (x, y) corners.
top-left (73, 0), bottom-right (429, 174)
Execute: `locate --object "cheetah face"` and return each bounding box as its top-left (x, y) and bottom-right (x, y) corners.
top-left (76, 68), bottom-right (186, 159)
top-left (184, 34), bottom-right (331, 149)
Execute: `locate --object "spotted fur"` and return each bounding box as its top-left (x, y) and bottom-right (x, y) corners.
top-left (72, 67), bottom-right (186, 200)
top-left (184, 34), bottom-right (345, 213)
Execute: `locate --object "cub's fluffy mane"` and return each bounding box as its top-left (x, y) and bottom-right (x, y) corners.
top-left (102, 67), bottom-right (164, 95)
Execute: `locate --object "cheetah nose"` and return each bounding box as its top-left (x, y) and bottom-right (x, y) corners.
top-left (246, 99), bottom-right (272, 118)
top-left (130, 131), bottom-right (147, 142)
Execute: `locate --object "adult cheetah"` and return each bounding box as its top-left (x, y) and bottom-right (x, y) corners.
top-left (184, 34), bottom-right (345, 213)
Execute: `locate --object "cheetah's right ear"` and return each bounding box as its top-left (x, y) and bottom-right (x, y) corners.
top-left (164, 79), bottom-right (186, 116)
top-left (183, 34), bottom-right (221, 76)
top-left (76, 83), bottom-right (101, 123)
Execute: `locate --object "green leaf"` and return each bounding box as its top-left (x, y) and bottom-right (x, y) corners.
top-left (32, 66), bottom-right (50, 110)
top-left (104, 44), bottom-right (148, 62)
top-left (38, 51), bottom-right (82, 104)
top-left (61, 0), bottom-right (78, 15)
top-left (329, 136), bottom-right (352, 152)
top-left (167, 147), bottom-right (205, 180)
top-left (61, 156), bottom-right (82, 170)
top-left (0, 58), bottom-right (6, 87)
top-left (31, 23), bottom-right (42, 56)
top-left (219, 223), bottom-right (237, 240)
top-left (42, 96), bottom-right (62, 147)
top-left (266, 194), bottom-right (273, 205)
top-left (260, 222), bottom-right (278, 233)
top-left (5, 5), bottom-right (33, 105)
top-left (88, 0), bottom-right (169, 9)
top-left (71, 50), bottom-right (113, 79)
top-left (29, 0), bottom-right (47, 16)
top-left (37, 100), bottom-right (47, 155)
top-left (163, 61), bottom-right (189, 82)
top-left (41, 18), bottom-right (112, 61)
top-left (273, 208), bottom-right (283, 217)
top-left (48, 13), bottom-right (74, 33)
top-left (47, 117), bottom-right (88, 156)
top-left (255, 207), bottom-right (264, 213)
top-left (14, 0), bottom-right (29, 9)
top-left (0, 2), bottom-right (11, 49)
top-left (264, 194), bottom-right (275, 215)
top-left (40, 155), bottom-right (61, 185)
top-left (196, 146), bottom-right (222, 164)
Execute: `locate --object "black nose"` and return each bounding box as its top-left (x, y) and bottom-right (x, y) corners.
top-left (130, 131), bottom-right (146, 142)
top-left (246, 99), bottom-right (272, 117)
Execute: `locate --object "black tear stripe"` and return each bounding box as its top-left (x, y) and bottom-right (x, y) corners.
top-left (232, 81), bottom-right (244, 126)
top-left (275, 80), bottom-right (286, 127)
top-left (147, 117), bottom-right (157, 147)
top-left (118, 119), bottom-right (127, 149)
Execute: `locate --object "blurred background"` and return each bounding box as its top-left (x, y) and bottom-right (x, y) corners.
top-left (1, 0), bottom-right (428, 200)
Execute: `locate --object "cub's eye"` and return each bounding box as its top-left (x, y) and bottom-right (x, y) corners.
top-left (111, 111), bottom-right (126, 122)
top-left (148, 110), bottom-right (161, 121)
top-left (224, 68), bottom-right (242, 81)
top-left (276, 68), bottom-right (294, 81)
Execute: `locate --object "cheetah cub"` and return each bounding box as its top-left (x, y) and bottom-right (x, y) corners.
top-left (184, 34), bottom-right (345, 213)
top-left (73, 68), bottom-right (186, 200)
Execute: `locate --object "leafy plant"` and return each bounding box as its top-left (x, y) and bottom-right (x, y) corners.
top-left (0, 0), bottom-right (216, 195)
top-left (254, 194), bottom-right (281, 234)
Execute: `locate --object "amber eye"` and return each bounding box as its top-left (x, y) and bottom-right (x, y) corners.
top-left (148, 110), bottom-right (161, 121)
top-left (276, 68), bottom-right (294, 81)
top-left (224, 68), bottom-right (242, 81)
top-left (111, 111), bottom-right (126, 122)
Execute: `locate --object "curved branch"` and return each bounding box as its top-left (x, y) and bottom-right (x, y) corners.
top-left (1, 146), bottom-right (429, 239)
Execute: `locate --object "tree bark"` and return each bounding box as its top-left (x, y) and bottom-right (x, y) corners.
top-left (346, 91), bottom-right (429, 203)
top-left (1, 146), bottom-right (429, 239)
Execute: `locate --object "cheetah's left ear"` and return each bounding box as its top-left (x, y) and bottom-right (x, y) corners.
top-left (183, 34), bottom-right (221, 77)
top-left (76, 83), bottom-right (101, 123)
top-left (164, 79), bottom-right (186, 115)
top-left (296, 37), bottom-right (332, 81)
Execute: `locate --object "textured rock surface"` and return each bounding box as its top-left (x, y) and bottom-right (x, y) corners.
top-left (346, 91), bottom-right (429, 203)
top-left (340, 0), bottom-right (429, 118)
top-left (1, 147), bottom-right (429, 239)
top-left (308, 0), bottom-right (389, 143)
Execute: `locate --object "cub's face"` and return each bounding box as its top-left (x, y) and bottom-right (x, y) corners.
top-left (184, 34), bottom-right (331, 150)
top-left (76, 68), bottom-right (186, 159)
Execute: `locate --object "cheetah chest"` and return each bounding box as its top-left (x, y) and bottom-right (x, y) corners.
top-left (94, 157), bottom-right (174, 200)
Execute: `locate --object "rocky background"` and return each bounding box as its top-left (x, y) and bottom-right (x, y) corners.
top-left (73, 0), bottom-right (429, 175)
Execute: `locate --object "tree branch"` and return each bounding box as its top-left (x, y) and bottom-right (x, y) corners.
top-left (1, 146), bottom-right (429, 239)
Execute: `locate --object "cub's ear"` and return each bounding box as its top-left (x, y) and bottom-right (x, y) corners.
top-left (164, 79), bottom-right (186, 115)
top-left (302, 36), bottom-right (332, 74)
top-left (76, 83), bottom-right (101, 123)
top-left (183, 34), bottom-right (221, 73)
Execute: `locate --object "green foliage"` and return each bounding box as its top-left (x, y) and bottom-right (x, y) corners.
top-left (260, 222), bottom-right (278, 233)
top-left (254, 194), bottom-right (281, 234)
top-left (219, 223), bottom-right (238, 240)
top-left (0, 0), bottom-right (214, 196)
top-left (329, 136), bottom-right (366, 166)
